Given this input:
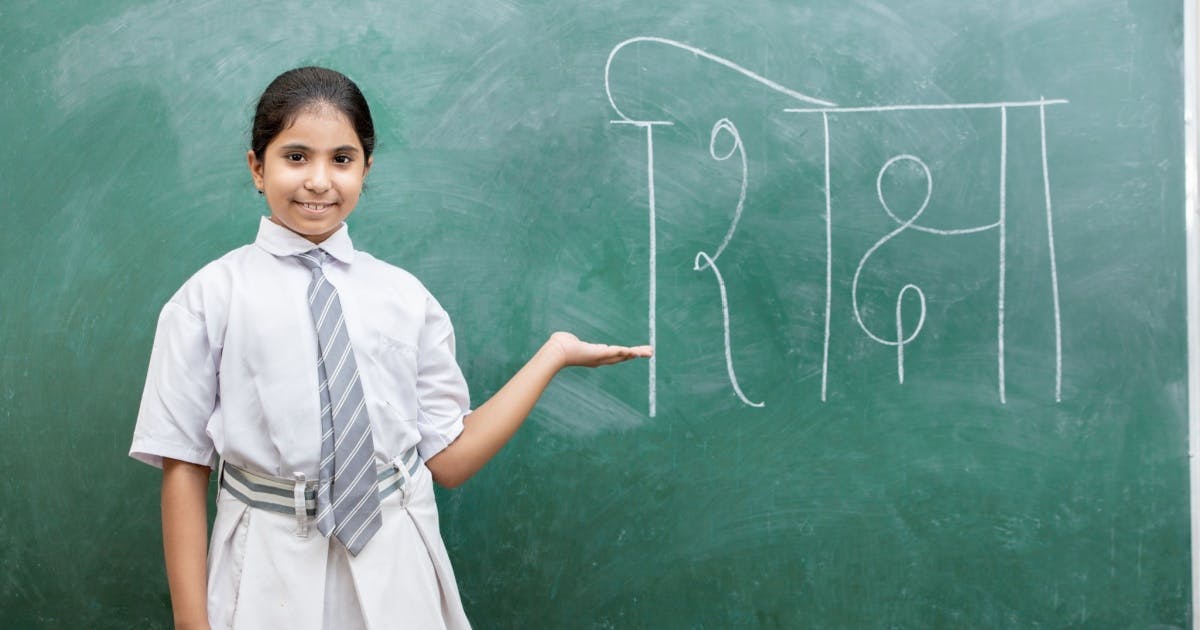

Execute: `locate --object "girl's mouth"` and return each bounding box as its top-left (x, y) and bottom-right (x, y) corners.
top-left (297, 201), bottom-right (335, 213)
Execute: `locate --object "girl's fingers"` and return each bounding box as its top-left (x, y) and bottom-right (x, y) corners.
top-left (586, 346), bottom-right (650, 366)
top-left (559, 336), bottom-right (652, 367)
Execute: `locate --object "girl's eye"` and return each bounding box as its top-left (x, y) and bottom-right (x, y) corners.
top-left (333, 155), bottom-right (352, 165)
top-left (286, 153), bottom-right (305, 162)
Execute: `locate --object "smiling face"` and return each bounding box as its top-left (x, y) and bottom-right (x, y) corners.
top-left (247, 105), bottom-right (373, 244)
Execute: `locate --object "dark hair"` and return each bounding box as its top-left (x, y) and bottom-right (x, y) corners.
top-left (250, 66), bottom-right (376, 161)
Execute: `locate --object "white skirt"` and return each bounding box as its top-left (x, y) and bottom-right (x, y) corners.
top-left (206, 463), bottom-right (471, 629)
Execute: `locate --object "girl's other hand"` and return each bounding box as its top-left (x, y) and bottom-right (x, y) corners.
top-left (544, 331), bottom-right (653, 369)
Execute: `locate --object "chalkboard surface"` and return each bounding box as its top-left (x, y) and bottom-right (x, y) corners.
top-left (0, 1), bottom-right (1191, 627)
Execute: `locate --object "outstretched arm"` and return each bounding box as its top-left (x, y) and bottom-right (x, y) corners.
top-left (424, 332), bottom-right (651, 488)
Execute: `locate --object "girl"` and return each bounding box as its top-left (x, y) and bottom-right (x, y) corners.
top-left (130, 66), bottom-right (651, 630)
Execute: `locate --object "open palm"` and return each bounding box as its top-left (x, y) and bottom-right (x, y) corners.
top-left (546, 331), bottom-right (652, 368)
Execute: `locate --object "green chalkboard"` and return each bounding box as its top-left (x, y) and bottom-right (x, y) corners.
top-left (0, 0), bottom-right (1191, 627)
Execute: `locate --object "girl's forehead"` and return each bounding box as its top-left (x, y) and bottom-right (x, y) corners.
top-left (274, 107), bottom-right (360, 147)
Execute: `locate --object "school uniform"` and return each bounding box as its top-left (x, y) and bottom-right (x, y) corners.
top-left (130, 217), bottom-right (473, 629)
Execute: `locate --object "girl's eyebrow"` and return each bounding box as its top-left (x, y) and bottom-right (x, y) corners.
top-left (277, 143), bottom-right (361, 154)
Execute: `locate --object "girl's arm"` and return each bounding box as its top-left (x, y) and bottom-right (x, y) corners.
top-left (425, 332), bottom-right (651, 488)
top-left (161, 458), bottom-right (212, 630)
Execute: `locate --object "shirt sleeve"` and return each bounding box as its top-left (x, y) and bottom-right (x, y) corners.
top-left (129, 301), bottom-right (219, 469)
top-left (414, 293), bottom-right (470, 462)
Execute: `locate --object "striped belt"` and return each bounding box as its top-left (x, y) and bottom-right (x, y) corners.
top-left (219, 446), bottom-right (422, 538)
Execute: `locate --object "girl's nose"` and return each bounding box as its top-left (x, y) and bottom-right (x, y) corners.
top-left (305, 165), bottom-right (331, 193)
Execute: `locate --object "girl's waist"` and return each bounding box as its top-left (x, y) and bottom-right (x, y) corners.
top-left (218, 445), bottom-right (421, 517)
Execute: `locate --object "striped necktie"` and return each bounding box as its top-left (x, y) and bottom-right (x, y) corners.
top-left (295, 249), bottom-right (381, 556)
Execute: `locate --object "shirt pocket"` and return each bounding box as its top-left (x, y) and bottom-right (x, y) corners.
top-left (374, 332), bottom-right (420, 407)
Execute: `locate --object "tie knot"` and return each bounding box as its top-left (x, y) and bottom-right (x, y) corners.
top-left (295, 249), bottom-right (327, 271)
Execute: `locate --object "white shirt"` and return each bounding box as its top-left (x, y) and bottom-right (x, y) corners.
top-left (130, 217), bottom-right (470, 476)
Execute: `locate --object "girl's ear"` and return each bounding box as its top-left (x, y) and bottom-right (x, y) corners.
top-left (247, 150), bottom-right (265, 192)
top-left (363, 155), bottom-right (373, 179)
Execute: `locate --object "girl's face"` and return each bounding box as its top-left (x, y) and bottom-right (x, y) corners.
top-left (247, 106), bottom-right (372, 244)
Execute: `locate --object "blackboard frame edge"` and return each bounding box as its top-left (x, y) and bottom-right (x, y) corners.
top-left (1182, 0), bottom-right (1200, 627)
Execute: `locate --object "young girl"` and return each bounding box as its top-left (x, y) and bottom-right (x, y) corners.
top-left (129, 66), bottom-right (651, 630)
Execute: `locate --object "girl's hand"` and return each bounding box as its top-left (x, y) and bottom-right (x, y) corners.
top-left (544, 331), bottom-right (653, 369)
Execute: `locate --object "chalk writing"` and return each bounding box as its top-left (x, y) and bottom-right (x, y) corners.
top-left (693, 118), bottom-right (764, 409)
top-left (606, 37), bottom-right (1066, 415)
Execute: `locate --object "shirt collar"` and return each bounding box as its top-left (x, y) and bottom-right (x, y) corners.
top-left (253, 216), bottom-right (356, 264)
